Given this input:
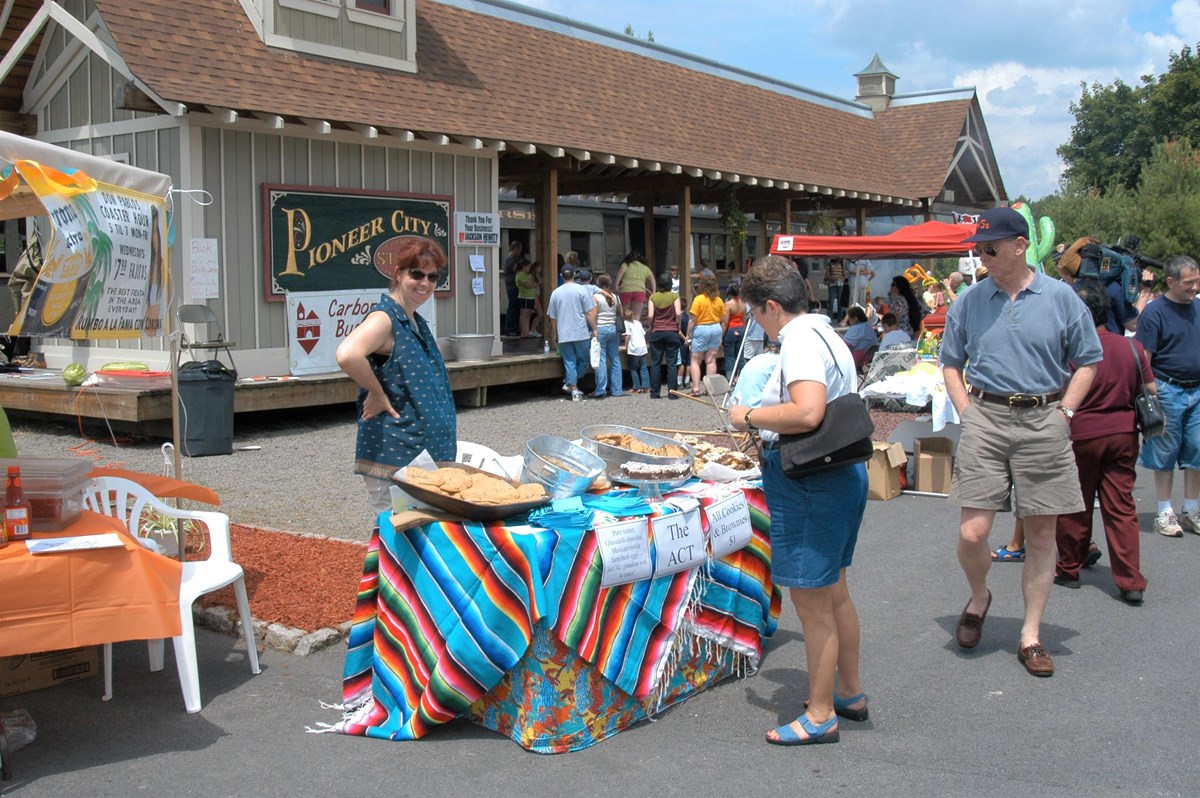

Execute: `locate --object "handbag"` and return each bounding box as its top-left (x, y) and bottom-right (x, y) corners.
top-left (776, 331), bottom-right (876, 477)
top-left (613, 296), bottom-right (627, 337)
top-left (1129, 339), bottom-right (1166, 438)
top-left (589, 336), bottom-right (601, 368)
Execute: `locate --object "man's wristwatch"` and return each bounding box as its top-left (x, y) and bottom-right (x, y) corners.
top-left (1060, 406), bottom-right (1076, 420)
top-left (743, 409), bottom-right (757, 430)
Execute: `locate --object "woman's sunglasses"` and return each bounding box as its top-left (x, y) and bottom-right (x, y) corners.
top-left (405, 269), bottom-right (440, 283)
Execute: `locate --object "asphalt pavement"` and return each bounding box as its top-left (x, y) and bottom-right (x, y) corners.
top-left (2, 385), bottom-right (1198, 797)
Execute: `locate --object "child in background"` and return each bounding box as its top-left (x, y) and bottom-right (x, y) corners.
top-left (623, 307), bottom-right (649, 393)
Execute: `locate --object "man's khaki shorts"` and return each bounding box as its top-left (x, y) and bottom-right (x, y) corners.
top-left (948, 400), bottom-right (1084, 518)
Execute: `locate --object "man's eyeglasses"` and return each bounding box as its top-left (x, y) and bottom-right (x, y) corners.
top-left (406, 269), bottom-right (440, 283)
top-left (978, 244), bottom-right (1001, 257)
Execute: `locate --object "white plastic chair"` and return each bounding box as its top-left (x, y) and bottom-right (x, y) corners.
top-left (83, 476), bottom-right (260, 713)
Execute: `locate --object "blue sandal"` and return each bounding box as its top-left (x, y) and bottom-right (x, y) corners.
top-left (992, 546), bottom-right (1025, 562)
top-left (766, 714), bottom-right (840, 746)
top-left (804, 692), bottom-right (869, 722)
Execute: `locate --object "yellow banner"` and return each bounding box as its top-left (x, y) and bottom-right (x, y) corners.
top-left (9, 160), bottom-right (168, 340)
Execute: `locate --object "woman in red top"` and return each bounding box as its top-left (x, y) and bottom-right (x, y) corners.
top-left (722, 283), bottom-right (747, 379)
top-left (1054, 279), bottom-right (1154, 604)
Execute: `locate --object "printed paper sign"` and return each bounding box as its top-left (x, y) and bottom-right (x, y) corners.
top-left (286, 288), bottom-right (379, 375)
top-left (651, 497), bottom-right (706, 578)
top-left (705, 491), bottom-right (752, 558)
top-left (455, 212), bottom-right (500, 246)
top-left (189, 238), bottom-right (219, 300)
top-left (774, 235), bottom-right (795, 253)
top-left (471, 276), bottom-right (485, 296)
top-left (595, 518), bottom-right (652, 588)
top-left (469, 254), bottom-right (485, 272)
top-left (12, 180), bottom-right (169, 339)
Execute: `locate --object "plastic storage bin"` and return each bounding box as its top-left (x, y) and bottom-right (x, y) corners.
top-left (0, 457), bottom-right (92, 531)
top-left (177, 359), bottom-right (236, 457)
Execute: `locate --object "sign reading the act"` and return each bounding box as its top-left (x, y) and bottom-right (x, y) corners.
top-left (262, 184), bottom-right (453, 302)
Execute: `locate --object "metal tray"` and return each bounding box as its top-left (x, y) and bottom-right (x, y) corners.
top-left (390, 462), bottom-right (551, 522)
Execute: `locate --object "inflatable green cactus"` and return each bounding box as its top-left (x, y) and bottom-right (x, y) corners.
top-left (1011, 201), bottom-right (1054, 272)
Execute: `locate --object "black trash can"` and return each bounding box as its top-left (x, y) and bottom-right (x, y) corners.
top-left (176, 359), bottom-right (236, 457)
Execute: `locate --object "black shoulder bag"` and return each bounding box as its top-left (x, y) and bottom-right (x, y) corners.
top-left (777, 331), bottom-right (875, 477)
top-left (1130, 339), bottom-right (1166, 438)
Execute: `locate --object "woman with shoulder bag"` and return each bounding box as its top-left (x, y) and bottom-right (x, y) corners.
top-left (591, 273), bottom-right (624, 399)
top-left (728, 255), bottom-right (869, 746)
top-left (1053, 279), bottom-right (1152, 604)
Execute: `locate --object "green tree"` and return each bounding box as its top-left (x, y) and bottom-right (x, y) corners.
top-left (623, 24), bottom-right (654, 42)
top-left (1058, 43), bottom-right (1200, 193)
top-left (1057, 78), bottom-right (1149, 192)
top-left (1132, 139), bottom-right (1200, 261)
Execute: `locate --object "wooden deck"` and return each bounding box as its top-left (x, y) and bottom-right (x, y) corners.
top-left (0, 349), bottom-right (564, 434)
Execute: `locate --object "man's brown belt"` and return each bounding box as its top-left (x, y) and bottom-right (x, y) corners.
top-left (967, 386), bottom-right (1062, 409)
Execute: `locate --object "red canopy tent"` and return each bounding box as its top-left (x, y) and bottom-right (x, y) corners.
top-left (770, 220), bottom-right (978, 259)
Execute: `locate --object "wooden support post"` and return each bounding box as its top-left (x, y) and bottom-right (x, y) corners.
top-left (536, 170), bottom-right (558, 327)
top-left (679, 185), bottom-right (692, 299)
top-left (782, 197), bottom-right (792, 235)
top-left (857, 206), bottom-right (867, 236)
top-left (643, 204), bottom-right (656, 272)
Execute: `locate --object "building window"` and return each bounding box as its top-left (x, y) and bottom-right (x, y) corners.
top-left (355, 0), bottom-right (389, 13)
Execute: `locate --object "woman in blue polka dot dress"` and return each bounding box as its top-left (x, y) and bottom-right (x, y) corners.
top-left (336, 237), bottom-right (457, 516)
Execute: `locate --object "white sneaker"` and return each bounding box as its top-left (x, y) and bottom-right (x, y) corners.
top-left (571, 390), bottom-right (583, 402)
top-left (1181, 511), bottom-right (1200, 536)
top-left (1155, 510), bottom-right (1183, 538)
top-left (561, 384), bottom-right (571, 394)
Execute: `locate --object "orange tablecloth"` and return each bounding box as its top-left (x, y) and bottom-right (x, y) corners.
top-left (88, 467), bottom-right (220, 506)
top-left (0, 511), bottom-right (183, 656)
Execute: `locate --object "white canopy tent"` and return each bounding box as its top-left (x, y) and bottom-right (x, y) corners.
top-left (0, 130), bottom-right (194, 499)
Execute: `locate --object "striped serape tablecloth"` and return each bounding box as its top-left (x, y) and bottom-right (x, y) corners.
top-left (337, 483), bottom-right (781, 745)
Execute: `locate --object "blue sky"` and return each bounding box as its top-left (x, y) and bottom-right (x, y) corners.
top-left (522, 0), bottom-right (1200, 200)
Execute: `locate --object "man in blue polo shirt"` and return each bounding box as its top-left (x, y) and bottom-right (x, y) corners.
top-left (940, 206), bottom-right (1103, 678)
top-left (1134, 255), bottom-right (1200, 537)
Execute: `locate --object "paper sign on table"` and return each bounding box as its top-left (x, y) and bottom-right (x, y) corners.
top-left (26, 533), bottom-right (124, 554)
top-left (595, 518), bottom-right (652, 588)
top-left (651, 497), bottom-right (705, 578)
top-left (705, 491), bottom-right (752, 557)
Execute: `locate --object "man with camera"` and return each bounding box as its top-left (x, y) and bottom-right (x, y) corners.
top-left (941, 207), bottom-right (1102, 678)
top-left (1133, 255), bottom-right (1200, 537)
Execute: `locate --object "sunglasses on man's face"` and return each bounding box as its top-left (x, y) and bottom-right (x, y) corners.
top-left (406, 269), bottom-right (439, 283)
top-left (978, 243), bottom-right (1001, 257)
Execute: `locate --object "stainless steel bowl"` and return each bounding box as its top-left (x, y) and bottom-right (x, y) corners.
top-left (579, 424), bottom-right (696, 481)
top-left (522, 435), bottom-right (606, 499)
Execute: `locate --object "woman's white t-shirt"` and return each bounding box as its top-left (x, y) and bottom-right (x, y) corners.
top-left (757, 314), bottom-right (857, 443)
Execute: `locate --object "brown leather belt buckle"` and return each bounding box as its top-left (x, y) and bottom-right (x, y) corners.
top-left (1008, 394), bottom-right (1040, 408)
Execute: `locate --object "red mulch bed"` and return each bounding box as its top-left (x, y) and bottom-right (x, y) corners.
top-left (197, 525), bottom-right (367, 633)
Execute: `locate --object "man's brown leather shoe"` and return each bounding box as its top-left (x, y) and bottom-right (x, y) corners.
top-left (955, 589), bottom-right (991, 649)
top-left (1017, 643), bottom-right (1054, 677)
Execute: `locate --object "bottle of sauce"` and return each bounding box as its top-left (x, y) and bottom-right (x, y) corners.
top-left (5, 466), bottom-right (32, 542)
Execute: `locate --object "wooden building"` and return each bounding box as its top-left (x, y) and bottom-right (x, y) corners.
top-left (0, 0), bottom-right (1006, 380)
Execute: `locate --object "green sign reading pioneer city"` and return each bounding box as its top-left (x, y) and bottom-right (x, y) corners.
top-left (262, 184), bottom-right (452, 301)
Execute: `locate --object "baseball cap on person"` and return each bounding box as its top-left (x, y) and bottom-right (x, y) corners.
top-left (577, 268), bottom-right (592, 281)
top-left (560, 266), bottom-right (575, 278)
top-left (963, 207), bottom-right (1030, 243)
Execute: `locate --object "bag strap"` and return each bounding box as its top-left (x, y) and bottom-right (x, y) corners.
top-left (779, 328), bottom-right (843, 403)
top-left (1129, 338), bottom-right (1145, 391)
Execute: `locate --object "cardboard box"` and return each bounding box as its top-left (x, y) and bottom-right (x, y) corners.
top-left (867, 441), bottom-right (907, 501)
top-left (0, 647), bottom-right (98, 698)
top-left (914, 437), bottom-right (955, 494)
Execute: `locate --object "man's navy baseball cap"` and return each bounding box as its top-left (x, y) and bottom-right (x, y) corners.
top-left (963, 207), bottom-right (1030, 243)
